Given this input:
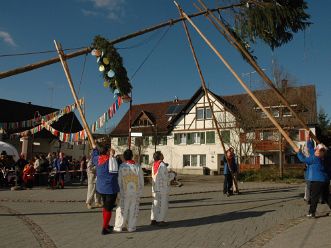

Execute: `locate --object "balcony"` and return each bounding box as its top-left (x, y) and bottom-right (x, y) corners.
top-left (252, 140), bottom-right (286, 152)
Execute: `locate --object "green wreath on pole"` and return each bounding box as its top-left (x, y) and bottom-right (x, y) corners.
top-left (91, 35), bottom-right (132, 97)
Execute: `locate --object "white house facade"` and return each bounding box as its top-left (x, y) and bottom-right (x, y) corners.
top-left (111, 85), bottom-right (318, 175)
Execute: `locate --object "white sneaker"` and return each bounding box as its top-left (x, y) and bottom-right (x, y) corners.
top-left (113, 227), bottom-right (122, 232)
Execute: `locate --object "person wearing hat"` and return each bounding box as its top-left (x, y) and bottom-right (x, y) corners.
top-left (297, 133), bottom-right (330, 217)
top-left (92, 145), bottom-right (119, 235)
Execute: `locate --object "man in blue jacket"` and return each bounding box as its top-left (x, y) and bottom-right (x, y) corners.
top-left (53, 152), bottom-right (69, 189)
top-left (297, 135), bottom-right (329, 218)
top-left (92, 145), bottom-right (120, 235)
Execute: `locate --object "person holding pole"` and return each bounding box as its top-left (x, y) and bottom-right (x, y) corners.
top-left (297, 133), bottom-right (330, 218)
top-left (223, 148), bottom-right (237, 197)
top-left (150, 151), bottom-right (175, 226)
top-left (114, 149), bottom-right (144, 232)
top-left (92, 145), bottom-right (119, 235)
top-left (229, 147), bottom-right (240, 194)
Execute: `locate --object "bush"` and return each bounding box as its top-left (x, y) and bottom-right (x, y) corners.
top-left (238, 165), bottom-right (305, 183)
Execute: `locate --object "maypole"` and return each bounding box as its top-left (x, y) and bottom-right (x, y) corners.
top-left (194, 0), bottom-right (319, 144)
top-left (54, 40), bottom-right (96, 148)
top-left (173, 1), bottom-right (299, 153)
top-left (176, 6), bottom-right (233, 171)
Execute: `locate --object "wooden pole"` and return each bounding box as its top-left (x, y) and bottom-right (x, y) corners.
top-left (0, 3), bottom-right (244, 80)
top-left (174, 2), bottom-right (299, 153)
top-left (195, 0), bottom-right (319, 144)
top-left (177, 7), bottom-right (232, 170)
top-left (54, 40), bottom-right (96, 149)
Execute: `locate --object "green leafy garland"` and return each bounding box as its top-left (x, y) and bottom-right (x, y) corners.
top-left (91, 35), bottom-right (132, 96)
top-left (232, 0), bottom-right (311, 50)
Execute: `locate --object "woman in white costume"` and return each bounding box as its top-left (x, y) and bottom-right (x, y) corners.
top-left (151, 151), bottom-right (175, 226)
top-left (114, 149), bottom-right (144, 232)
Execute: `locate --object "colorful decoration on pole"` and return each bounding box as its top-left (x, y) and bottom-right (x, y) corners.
top-left (91, 36), bottom-right (132, 98)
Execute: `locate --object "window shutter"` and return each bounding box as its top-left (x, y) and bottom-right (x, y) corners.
top-left (174, 133), bottom-right (180, 145)
top-left (206, 131), bottom-right (215, 144)
top-left (299, 130), bottom-right (305, 141)
top-left (221, 130), bottom-right (230, 143)
top-left (200, 132), bottom-right (205, 144)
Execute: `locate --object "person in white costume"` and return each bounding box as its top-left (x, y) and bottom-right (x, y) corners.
top-left (114, 149), bottom-right (144, 232)
top-left (151, 151), bottom-right (175, 226)
top-left (86, 158), bottom-right (102, 209)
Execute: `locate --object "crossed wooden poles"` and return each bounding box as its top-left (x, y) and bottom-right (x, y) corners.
top-left (1, 1), bottom-right (316, 153)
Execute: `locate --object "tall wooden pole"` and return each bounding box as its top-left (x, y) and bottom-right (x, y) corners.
top-left (54, 40), bottom-right (96, 149)
top-left (195, 0), bottom-right (319, 144)
top-left (174, 2), bottom-right (299, 153)
top-left (0, 3), bottom-right (245, 80)
top-left (177, 8), bottom-right (232, 170)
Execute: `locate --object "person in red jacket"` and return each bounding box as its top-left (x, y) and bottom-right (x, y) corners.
top-left (23, 159), bottom-right (35, 189)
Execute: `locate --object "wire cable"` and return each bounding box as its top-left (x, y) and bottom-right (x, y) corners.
top-left (130, 25), bottom-right (172, 81)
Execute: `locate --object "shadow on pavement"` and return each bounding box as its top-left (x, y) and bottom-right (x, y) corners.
top-left (136, 210), bottom-right (275, 232)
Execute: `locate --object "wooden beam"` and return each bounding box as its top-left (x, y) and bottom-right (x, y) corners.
top-left (54, 40), bottom-right (96, 149)
top-left (176, 3), bottom-right (233, 168)
top-left (0, 3), bottom-right (244, 80)
top-left (195, 0), bottom-right (319, 144)
top-left (176, 3), bottom-right (299, 153)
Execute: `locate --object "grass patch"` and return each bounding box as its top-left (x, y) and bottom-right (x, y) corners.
top-left (238, 165), bottom-right (305, 183)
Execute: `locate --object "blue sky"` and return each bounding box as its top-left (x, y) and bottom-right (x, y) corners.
top-left (0, 0), bottom-right (330, 132)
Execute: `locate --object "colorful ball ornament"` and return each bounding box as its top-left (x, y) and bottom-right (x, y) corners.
top-left (103, 81), bottom-right (110, 88)
top-left (94, 50), bottom-right (101, 57)
top-left (99, 65), bottom-right (105, 72)
top-left (103, 57), bottom-right (110, 65)
top-left (91, 49), bottom-right (97, 56)
top-left (107, 70), bottom-right (115, 78)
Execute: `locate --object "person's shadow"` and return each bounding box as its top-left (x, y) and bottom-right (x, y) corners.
top-left (136, 209), bottom-right (274, 232)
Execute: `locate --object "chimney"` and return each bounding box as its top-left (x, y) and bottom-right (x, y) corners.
top-left (281, 79), bottom-right (288, 93)
top-left (173, 96), bottom-right (179, 103)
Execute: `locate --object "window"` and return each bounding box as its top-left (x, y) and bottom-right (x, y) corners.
top-left (187, 132), bottom-right (205, 144)
top-left (140, 154), bottom-right (149, 165)
top-left (271, 108), bottom-right (280, 117)
top-left (196, 107), bottom-right (211, 120)
top-left (180, 133), bottom-right (186, 144)
top-left (143, 136), bottom-right (150, 146)
top-left (183, 154), bottom-right (206, 167)
top-left (200, 155), bottom-right (206, 167)
top-left (152, 136), bottom-right (167, 145)
top-left (262, 131), bottom-right (279, 141)
top-left (221, 130), bottom-right (230, 143)
top-left (118, 137), bottom-right (128, 146)
top-left (206, 131), bottom-right (215, 144)
top-left (283, 108), bottom-right (292, 117)
top-left (183, 155), bottom-right (190, 166)
top-left (289, 130), bottom-right (299, 141)
top-left (191, 155), bottom-right (198, 166)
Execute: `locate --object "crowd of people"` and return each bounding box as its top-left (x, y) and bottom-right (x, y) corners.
top-left (0, 151), bottom-right (89, 189)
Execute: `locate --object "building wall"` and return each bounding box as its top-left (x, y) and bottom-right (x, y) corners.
top-left (111, 92), bottom-right (239, 175)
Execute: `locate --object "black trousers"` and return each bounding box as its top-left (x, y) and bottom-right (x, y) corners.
top-left (98, 192), bottom-right (117, 211)
top-left (223, 174), bottom-right (233, 194)
top-left (309, 181), bottom-right (331, 214)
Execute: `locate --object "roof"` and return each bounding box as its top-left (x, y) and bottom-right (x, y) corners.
top-left (0, 99), bottom-right (83, 137)
top-left (110, 84), bottom-right (318, 136)
top-left (110, 99), bottom-right (189, 136)
top-left (222, 85), bottom-right (317, 129)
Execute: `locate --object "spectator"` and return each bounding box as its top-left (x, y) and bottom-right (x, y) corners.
top-left (86, 157), bottom-right (102, 209)
top-left (80, 156), bottom-right (87, 185)
top-left (53, 152), bottom-right (69, 189)
top-left (23, 159), bottom-right (35, 189)
top-left (15, 153), bottom-right (28, 188)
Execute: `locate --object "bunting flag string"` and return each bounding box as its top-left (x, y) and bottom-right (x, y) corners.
top-left (91, 96), bottom-right (122, 133)
top-left (42, 120), bottom-right (87, 143)
top-left (13, 96), bottom-right (122, 143)
top-left (0, 98), bottom-right (84, 130)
